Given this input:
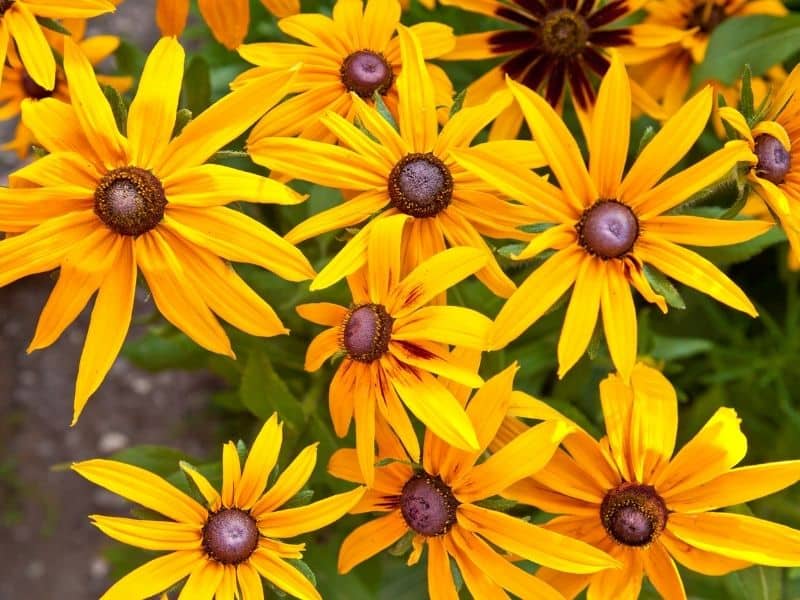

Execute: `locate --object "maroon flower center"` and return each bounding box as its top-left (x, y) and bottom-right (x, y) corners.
top-left (688, 2), bottom-right (727, 33)
top-left (541, 9), bottom-right (590, 57)
top-left (94, 166), bottom-right (167, 237)
top-left (341, 303), bottom-right (393, 362)
top-left (0, 1), bottom-right (14, 16)
top-left (400, 473), bottom-right (459, 537)
top-left (577, 200), bottom-right (639, 259)
top-left (202, 508), bottom-right (260, 564)
top-left (600, 482), bottom-right (668, 547)
top-left (340, 50), bottom-right (394, 98)
top-left (755, 134), bottom-right (791, 185)
top-left (388, 153), bottom-right (453, 218)
top-left (21, 71), bottom-right (51, 99)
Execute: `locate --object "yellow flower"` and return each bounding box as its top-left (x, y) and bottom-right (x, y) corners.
top-left (73, 414), bottom-right (365, 600)
top-left (0, 37), bottom-right (314, 424)
top-left (237, 0), bottom-right (455, 142)
top-left (496, 362), bottom-right (800, 599)
top-left (0, 0), bottom-right (115, 91)
top-left (249, 25), bottom-right (544, 298)
top-left (719, 65), bottom-right (800, 265)
top-left (329, 363), bottom-right (620, 599)
top-left (451, 53), bottom-right (769, 380)
top-left (0, 19), bottom-right (131, 158)
top-left (623, 0), bottom-right (787, 116)
top-left (299, 214), bottom-right (493, 485)
top-left (155, 0), bottom-right (299, 49)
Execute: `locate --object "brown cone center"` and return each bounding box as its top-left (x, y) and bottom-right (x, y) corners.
top-left (577, 200), bottom-right (639, 259)
top-left (755, 134), bottom-right (791, 185)
top-left (21, 71), bottom-right (52, 99)
top-left (388, 153), bottom-right (453, 218)
top-left (400, 473), bottom-right (459, 537)
top-left (542, 9), bottom-right (589, 57)
top-left (342, 303), bottom-right (393, 362)
top-left (688, 3), bottom-right (727, 33)
top-left (94, 166), bottom-right (167, 237)
top-left (202, 508), bottom-right (259, 565)
top-left (601, 482), bottom-right (668, 547)
top-left (340, 50), bottom-right (394, 98)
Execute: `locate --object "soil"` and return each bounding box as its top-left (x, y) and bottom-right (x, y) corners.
top-left (0, 3), bottom-right (218, 599)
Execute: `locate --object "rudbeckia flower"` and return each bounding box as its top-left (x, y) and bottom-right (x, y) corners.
top-left (73, 413), bottom-right (366, 600)
top-left (298, 214), bottom-right (492, 484)
top-left (236, 0), bottom-right (455, 142)
top-left (329, 363), bottom-right (620, 599)
top-left (496, 362), bottom-right (800, 599)
top-left (0, 37), bottom-right (314, 424)
top-left (0, 18), bottom-right (131, 159)
top-left (719, 65), bottom-right (800, 264)
top-left (155, 0), bottom-right (299, 49)
top-left (451, 53), bottom-right (769, 379)
top-left (623, 0), bottom-right (786, 116)
top-left (0, 0), bottom-right (115, 90)
top-left (249, 25), bottom-right (544, 298)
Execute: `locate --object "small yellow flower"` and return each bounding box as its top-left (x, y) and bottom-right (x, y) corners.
top-left (299, 214), bottom-right (493, 485)
top-left (74, 414), bottom-right (365, 600)
top-left (496, 362), bottom-right (800, 599)
top-left (451, 53), bottom-right (769, 380)
top-left (329, 363), bottom-right (620, 599)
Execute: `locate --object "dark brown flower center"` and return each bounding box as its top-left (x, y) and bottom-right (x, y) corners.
top-left (202, 508), bottom-right (260, 565)
top-left (601, 482), bottom-right (668, 547)
top-left (388, 153), bottom-right (453, 218)
top-left (400, 472), bottom-right (459, 537)
top-left (541, 9), bottom-right (590, 57)
top-left (577, 200), bottom-right (639, 259)
top-left (340, 50), bottom-right (394, 98)
top-left (755, 134), bottom-right (792, 185)
top-left (687, 2), bottom-right (727, 33)
top-left (341, 303), bottom-right (393, 362)
top-left (94, 166), bottom-right (167, 237)
top-left (0, 1), bottom-right (14, 16)
top-left (21, 71), bottom-right (50, 99)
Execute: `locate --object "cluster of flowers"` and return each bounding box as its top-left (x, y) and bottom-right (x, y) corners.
top-left (1, 0), bottom-right (800, 599)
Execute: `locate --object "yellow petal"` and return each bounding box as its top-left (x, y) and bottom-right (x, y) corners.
top-left (600, 262), bottom-right (637, 381)
top-left (513, 223), bottom-right (576, 261)
top-left (236, 562), bottom-right (265, 600)
top-left (338, 511), bottom-right (408, 573)
top-left (329, 360), bottom-right (358, 436)
top-left (99, 550), bottom-right (204, 600)
top-left (599, 371), bottom-right (634, 482)
top-left (7, 4), bottom-right (55, 90)
top-left (257, 486), bottom-right (366, 538)
top-left (296, 302), bottom-right (347, 326)
top-left (237, 414), bottom-right (283, 510)
top-left (127, 36), bottom-right (184, 169)
top-left (72, 459), bottom-right (207, 523)
top-left (250, 549), bottom-right (321, 600)
top-left (355, 379), bottom-right (377, 487)
top-left (367, 213), bottom-right (407, 303)
top-left (198, 0), bottom-right (249, 50)
top-left (644, 215), bottom-right (773, 246)
top-left (20, 97), bottom-right (94, 158)
top-left (9, 150), bottom-right (100, 189)
top-left (351, 93), bottom-right (409, 157)
top-left (752, 120), bottom-right (791, 150)
top-left (718, 106), bottom-right (754, 144)
top-left (642, 540), bottom-right (687, 600)
top-left (285, 189), bottom-right (389, 245)
top-left (304, 328), bottom-right (341, 371)
top-left (457, 503), bottom-right (620, 573)
top-left (220, 441), bottom-right (241, 508)
top-left (91, 515), bottom-right (202, 551)
top-left (435, 90), bottom-right (512, 154)
top-left (427, 536), bottom-right (458, 600)
top-left (321, 109), bottom-right (395, 170)
top-left (180, 462), bottom-right (221, 511)
top-left (251, 444), bottom-right (318, 518)
top-left (660, 529), bottom-right (750, 575)
top-left (156, 0), bottom-right (189, 37)
top-left (668, 512), bottom-right (800, 567)
top-left (260, 0), bottom-right (300, 18)
top-left (587, 547), bottom-right (643, 600)
top-left (396, 25), bottom-right (437, 152)
top-left (558, 256), bottom-right (603, 378)
top-left (393, 305), bottom-right (491, 349)
top-left (589, 53), bottom-right (629, 199)
top-left (178, 559), bottom-right (223, 600)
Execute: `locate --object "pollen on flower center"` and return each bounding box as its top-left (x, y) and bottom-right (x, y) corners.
top-left (21, 71), bottom-right (51, 100)
top-left (388, 153), bottom-right (453, 218)
top-left (340, 50), bottom-right (394, 98)
top-left (341, 303), bottom-right (393, 362)
top-left (755, 134), bottom-right (792, 185)
top-left (94, 166), bottom-right (167, 237)
top-left (601, 482), bottom-right (668, 547)
top-left (202, 508), bottom-right (260, 565)
top-left (541, 9), bottom-right (590, 57)
top-left (688, 2), bottom-right (727, 33)
top-left (577, 200), bottom-right (639, 259)
top-left (400, 472), bottom-right (459, 537)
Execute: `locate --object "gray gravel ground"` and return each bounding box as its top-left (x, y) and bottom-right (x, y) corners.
top-left (0, 2), bottom-right (219, 598)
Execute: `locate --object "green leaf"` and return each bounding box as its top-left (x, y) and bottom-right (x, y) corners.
top-left (518, 223), bottom-right (556, 234)
top-left (239, 349), bottom-right (305, 429)
top-left (372, 91), bottom-right (398, 131)
top-left (36, 17), bottom-right (71, 36)
top-left (696, 225), bottom-right (785, 266)
top-left (693, 15), bottom-right (800, 86)
top-left (287, 559), bottom-right (317, 587)
top-left (388, 531), bottom-right (414, 557)
top-left (497, 243), bottom-right (528, 259)
top-left (738, 64), bottom-right (755, 122)
top-left (283, 489), bottom-right (314, 508)
top-left (111, 445), bottom-right (193, 478)
top-left (724, 565), bottom-right (782, 600)
top-left (210, 149), bottom-right (249, 162)
top-left (636, 125), bottom-right (656, 156)
top-left (649, 334), bottom-right (713, 362)
top-left (183, 55), bottom-right (212, 115)
top-left (643, 264), bottom-right (686, 310)
top-left (236, 440), bottom-right (249, 465)
top-left (475, 497), bottom-right (517, 512)
top-left (101, 84), bottom-right (128, 136)
top-left (449, 88), bottom-right (467, 117)
top-left (172, 108), bottom-right (192, 138)
top-left (124, 326), bottom-right (211, 371)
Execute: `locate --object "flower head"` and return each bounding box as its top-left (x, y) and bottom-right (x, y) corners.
top-left (298, 214), bottom-right (493, 484)
top-left (249, 25), bottom-right (544, 298)
top-left (73, 413), bottom-right (365, 600)
top-left (237, 0), bottom-right (455, 142)
top-left (451, 53), bottom-right (769, 379)
top-left (329, 364), bottom-right (620, 599)
top-left (0, 37), bottom-right (315, 423)
top-left (497, 362), bottom-right (800, 599)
